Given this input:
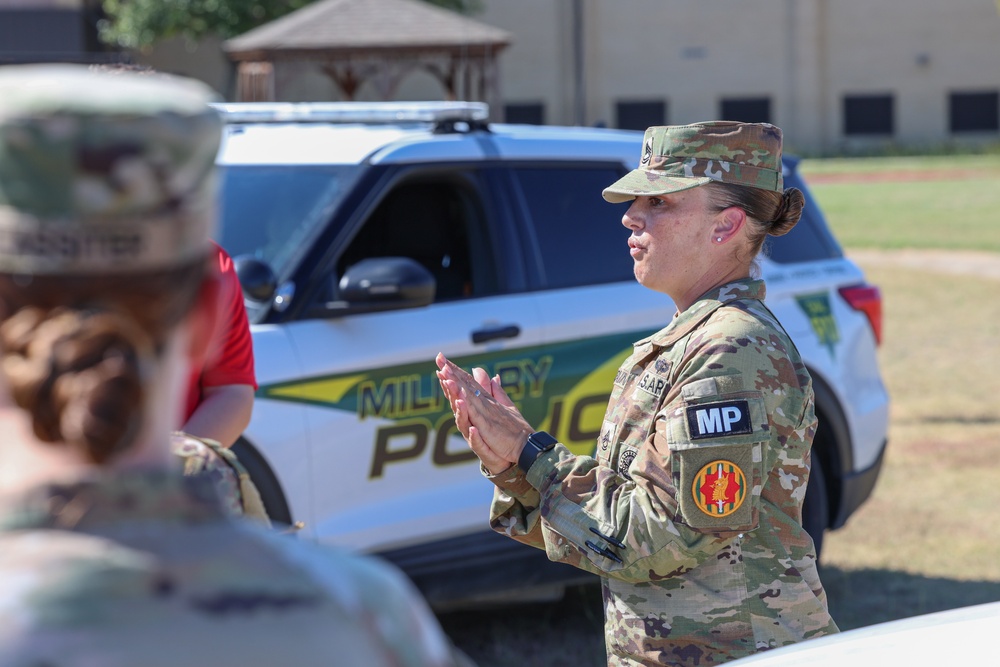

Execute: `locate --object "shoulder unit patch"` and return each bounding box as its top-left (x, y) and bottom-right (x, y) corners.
top-left (691, 460), bottom-right (747, 517)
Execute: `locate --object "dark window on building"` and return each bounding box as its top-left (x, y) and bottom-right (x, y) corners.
top-left (0, 9), bottom-right (85, 55)
top-left (949, 91), bottom-right (999, 133)
top-left (512, 165), bottom-right (635, 289)
top-left (505, 103), bottom-right (545, 125)
top-left (719, 97), bottom-right (771, 124)
top-left (843, 94), bottom-right (894, 136)
top-left (616, 100), bottom-right (666, 131)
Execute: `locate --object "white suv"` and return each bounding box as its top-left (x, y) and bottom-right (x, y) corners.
top-left (213, 102), bottom-right (889, 607)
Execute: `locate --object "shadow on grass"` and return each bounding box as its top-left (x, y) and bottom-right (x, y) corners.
top-left (438, 570), bottom-right (1000, 666)
top-left (823, 565), bottom-right (1000, 631)
top-left (438, 583), bottom-right (606, 667)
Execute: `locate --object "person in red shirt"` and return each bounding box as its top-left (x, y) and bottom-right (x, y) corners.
top-left (181, 241), bottom-right (257, 447)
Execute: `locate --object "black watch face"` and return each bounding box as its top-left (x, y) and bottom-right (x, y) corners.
top-left (530, 431), bottom-right (558, 450)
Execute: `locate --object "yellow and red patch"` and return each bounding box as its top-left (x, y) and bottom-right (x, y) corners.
top-left (691, 459), bottom-right (747, 517)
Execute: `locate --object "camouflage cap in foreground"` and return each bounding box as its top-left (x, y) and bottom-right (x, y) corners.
top-left (0, 64), bottom-right (223, 275)
top-left (602, 121), bottom-right (784, 204)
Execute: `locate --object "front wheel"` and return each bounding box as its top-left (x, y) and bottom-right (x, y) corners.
top-left (802, 453), bottom-right (829, 561)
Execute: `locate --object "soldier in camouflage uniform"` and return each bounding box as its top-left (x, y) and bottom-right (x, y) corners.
top-left (172, 432), bottom-right (272, 526)
top-left (437, 121), bottom-right (838, 666)
top-left (0, 64), bottom-right (469, 667)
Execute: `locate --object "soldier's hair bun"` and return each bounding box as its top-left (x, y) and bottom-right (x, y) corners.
top-left (0, 306), bottom-right (149, 463)
top-left (767, 188), bottom-right (805, 238)
top-left (0, 258), bottom-right (207, 464)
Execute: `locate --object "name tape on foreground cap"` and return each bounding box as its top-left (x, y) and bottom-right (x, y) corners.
top-left (0, 209), bottom-right (210, 274)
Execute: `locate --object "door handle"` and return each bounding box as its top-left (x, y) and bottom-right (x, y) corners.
top-left (471, 324), bottom-right (521, 344)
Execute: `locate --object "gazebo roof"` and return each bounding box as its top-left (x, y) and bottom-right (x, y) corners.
top-left (224, 0), bottom-right (511, 60)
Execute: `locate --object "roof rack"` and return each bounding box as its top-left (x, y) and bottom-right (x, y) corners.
top-left (210, 101), bottom-right (490, 127)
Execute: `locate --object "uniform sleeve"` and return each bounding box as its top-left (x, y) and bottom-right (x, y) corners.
top-left (200, 244), bottom-right (257, 390)
top-left (492, 319), bottom-right (807, 584)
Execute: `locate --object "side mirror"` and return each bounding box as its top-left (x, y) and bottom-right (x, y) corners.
top-left (326, 257), bottom-right (435, 314)
top-left (234, 255), bottom-right (278, 303)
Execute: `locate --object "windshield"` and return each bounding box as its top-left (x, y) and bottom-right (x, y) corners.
top-left (215, 165), bottom-right (362, 280)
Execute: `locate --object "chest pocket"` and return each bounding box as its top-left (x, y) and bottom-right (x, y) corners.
top-left (597, 359), bottom-right (671, 471)
top-left (659, 378), bottom-right (768, 533)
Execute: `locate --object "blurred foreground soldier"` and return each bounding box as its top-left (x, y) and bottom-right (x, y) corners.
top-left (0, 64), bottom-right (467, 667)
top-left (438, 122), bottom-right (838, 665)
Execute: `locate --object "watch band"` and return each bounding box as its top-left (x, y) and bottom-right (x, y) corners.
top-left (518, 431), bottom-right (558, 472)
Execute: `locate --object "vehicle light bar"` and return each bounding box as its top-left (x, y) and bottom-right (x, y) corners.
top-left (210, 101), bottom-right (490, 125)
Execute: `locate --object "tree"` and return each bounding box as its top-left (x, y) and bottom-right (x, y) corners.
top-left (98, 0), bottom-right (482, 50)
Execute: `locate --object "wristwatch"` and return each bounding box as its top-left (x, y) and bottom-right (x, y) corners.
top-left (518, 431), bottom-right (558, 472)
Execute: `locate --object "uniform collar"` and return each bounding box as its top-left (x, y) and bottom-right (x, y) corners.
top-left (635, 278), bottom-right (767, 350)
top-left (0, 468), bottom-right (227, 531)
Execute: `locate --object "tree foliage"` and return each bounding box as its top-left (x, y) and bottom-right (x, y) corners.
top-left (99, 0), bottom-right (482, 50)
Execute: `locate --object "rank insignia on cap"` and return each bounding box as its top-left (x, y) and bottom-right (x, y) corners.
top-left (692, 460), bottom-right (747, 517)
top-left (641, 136), bottom-right (653, 166)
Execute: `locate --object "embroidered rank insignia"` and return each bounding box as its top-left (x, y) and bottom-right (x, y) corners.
top-left (598, 420), bottom-right (618, 451)
top-left (692, 460), bottom-right (747, 517)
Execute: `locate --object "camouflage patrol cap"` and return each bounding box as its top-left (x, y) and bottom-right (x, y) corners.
top-left (0, 64), bottom-right (223, 275)
top-left (602, 121), bottom-right (784, 203)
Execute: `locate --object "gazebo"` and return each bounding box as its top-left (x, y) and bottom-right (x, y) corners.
top-left (223, 0), bottom-right (511, 112)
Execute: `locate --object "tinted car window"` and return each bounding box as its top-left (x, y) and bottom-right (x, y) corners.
top-left (765, 170), bottom-right (843, 263)
top-left (338, 179), bottom-right (493, 302)
top-left (513, 165), bottom-right (635, 289)
top-left (217, 165), bottom-right (361, 280)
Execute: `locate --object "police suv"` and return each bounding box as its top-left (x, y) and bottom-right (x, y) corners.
top-left (213, 102), bottom-right (889, 607)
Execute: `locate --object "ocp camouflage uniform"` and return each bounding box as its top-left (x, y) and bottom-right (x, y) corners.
top-left (0, 64), bottom-right (470, 667)
top-left (172, 432), bottom-right (272, 526)
top-left (0, 470), bottom-right (467, 667)
top-left (487, 279), bottom-right (838, 666)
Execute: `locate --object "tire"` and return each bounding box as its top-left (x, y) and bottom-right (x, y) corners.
top-left (231, 438), bottom-right (293, 527)
top-left (802, 452), bottom-right (828, 561)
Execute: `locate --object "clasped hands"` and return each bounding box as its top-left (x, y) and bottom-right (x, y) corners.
top-left (435, 353), bottom-right (534, 475)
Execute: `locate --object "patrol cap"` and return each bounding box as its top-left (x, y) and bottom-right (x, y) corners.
top-left (0, 64), bottom-right (224, 275)
top-left (602, 121), bottom-right (784, 204)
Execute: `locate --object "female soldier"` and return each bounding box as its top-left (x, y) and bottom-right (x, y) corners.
top-left (0, 64), bottom-right (465, 667)
top-left (437, 121), bottom-right (839, 666)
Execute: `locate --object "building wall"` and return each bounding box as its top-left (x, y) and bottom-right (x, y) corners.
top-left (79, 0), bottom-right (1000, 152)
top-left (479, 0), bottom-right (1000, 152)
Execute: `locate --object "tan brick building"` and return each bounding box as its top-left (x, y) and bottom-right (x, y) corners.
top-left (5, 0), bottom-right (998, 152)
top-left (479, 0), bottom-right (1000, 153)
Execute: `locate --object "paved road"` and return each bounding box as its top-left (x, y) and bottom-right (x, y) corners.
top-left (848, 248), bottom-right (1000, 281)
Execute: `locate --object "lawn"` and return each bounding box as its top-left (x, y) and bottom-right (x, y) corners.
top-left (799, 154), bottom-right (1000, 252)
top-left (821, 261), bottom-right (1000, 630)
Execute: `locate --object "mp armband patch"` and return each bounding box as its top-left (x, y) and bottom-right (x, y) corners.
top-left (686, 399), bottom-right (752, 439)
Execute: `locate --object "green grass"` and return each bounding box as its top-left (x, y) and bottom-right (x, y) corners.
top-left (800, 153), bottom-right (1000, 175)
top-left (798, 155), bottom-right (1000, 251)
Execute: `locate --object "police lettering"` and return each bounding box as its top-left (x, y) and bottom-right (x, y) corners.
top-left (686, 400), bottom-right (753, 440)
top-left (359, 374), bottom-right (442, 420)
